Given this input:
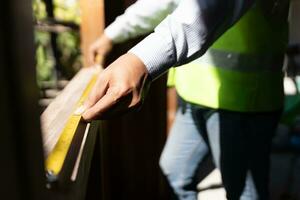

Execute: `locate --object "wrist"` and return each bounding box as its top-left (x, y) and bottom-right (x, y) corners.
top-left (120, 53), bottom-right (149, 78)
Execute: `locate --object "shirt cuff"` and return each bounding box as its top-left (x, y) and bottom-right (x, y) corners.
top-left (104, 24), bottom-right (127, 44)
top-left (128, 32), bottom-right (175, 80)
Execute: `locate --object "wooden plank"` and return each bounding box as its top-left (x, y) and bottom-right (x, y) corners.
top-left (41, 0), bottom-right (105, 197)
top-left (40, 67), bottom-right (103, 199)
top-left (0, 0), bottom-right (104, 198)
top-left (41, 67), bottom-right (98, 157)
top-left (80, 0), bottom-right (105, 67)
top-left (44, 121), bottom-right (101, 200)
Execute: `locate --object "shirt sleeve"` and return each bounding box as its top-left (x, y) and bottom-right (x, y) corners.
top-left (104, 0), bottom-right (180, 44)
top-left (129, 0), bottom-right (254, 80)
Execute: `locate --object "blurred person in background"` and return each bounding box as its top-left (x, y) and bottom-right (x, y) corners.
top-left (86, 0), bottom-right (290, 199)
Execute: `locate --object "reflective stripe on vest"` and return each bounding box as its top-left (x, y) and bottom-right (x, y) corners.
top-left (172, 1), bottom-right (288, 112)
top-left (194, 49), bottom-right (284, 72)
top-left (174, 54), bottom-right (284, 112)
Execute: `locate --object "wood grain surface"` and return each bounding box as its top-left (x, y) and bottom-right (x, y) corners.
top-left (41, 67), bottom-right (98, 157)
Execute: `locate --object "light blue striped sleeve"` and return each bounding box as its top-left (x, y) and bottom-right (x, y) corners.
top-left (129, 0), bottom-right (254, 80)
top-left (105, 0), bottom-right (180, 44)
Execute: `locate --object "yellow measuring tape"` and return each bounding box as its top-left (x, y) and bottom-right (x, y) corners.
top-left (45, 70), bottom-right (99, 177)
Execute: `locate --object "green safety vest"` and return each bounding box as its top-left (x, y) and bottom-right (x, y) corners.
top-left (169, 1), bottom-right (289, 112)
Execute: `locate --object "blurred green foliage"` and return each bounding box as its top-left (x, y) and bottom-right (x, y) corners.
top-left (53, 0), bottom-right (81, 24)
top-left (35, 32), bottom-right (54, 82)
top-left (32, 0), bottom-right (81, 84)
top-left (33, 0), bottom-right (48, 20)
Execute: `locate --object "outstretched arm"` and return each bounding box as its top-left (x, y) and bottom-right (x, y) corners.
top-left (89, 0), bottom-right (180, 64)
top-left (105, 0), bottom-right (180, 43)
top-left (129, 0), bottom-right (254, 79)
top-left (81, 0), bottom-right (254, 120)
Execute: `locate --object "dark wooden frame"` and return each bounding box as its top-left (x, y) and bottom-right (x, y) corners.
top-left (0, 0), bottom-right (103, 199)
top-left (0, 0), bottom-right (47, 199)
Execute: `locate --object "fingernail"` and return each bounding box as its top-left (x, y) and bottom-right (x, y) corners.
top-left (74, 105), bottom-right (86, 115)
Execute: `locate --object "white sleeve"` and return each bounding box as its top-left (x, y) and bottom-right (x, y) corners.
top-left (104, 0), bottom-right (180, 44)
top-left (129, 0), bottom-right (254, 79)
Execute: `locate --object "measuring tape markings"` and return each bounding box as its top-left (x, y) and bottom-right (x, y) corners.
top-left (45, 73), bottom-right (98, 176)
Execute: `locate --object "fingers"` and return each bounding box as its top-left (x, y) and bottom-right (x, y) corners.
top-left (80, 53), bottom-right (149, 121)
top-left (95, 54), bottom-right (104, 65)
top-left (84, 76), bottom-right (108, 109)
top-left (74, 74), bottom-right (108, 116)
top-left (82, 87), bottom-right (119, 121)
top-left (89, 49), bottom-right (104, 66)
top-left (88, 35), bottom-right (113, 66)
top-left (88, 44), bottom-right (98, 66)
top-left (74, 78), bottom-right (107, 115)
top-left (88, 49), bottom-right (106, 66)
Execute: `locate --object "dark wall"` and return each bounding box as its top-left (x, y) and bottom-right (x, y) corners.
top-left (0, 0), bottom-right (47, 199)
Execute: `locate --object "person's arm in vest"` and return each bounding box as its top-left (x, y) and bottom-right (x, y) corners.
top-left (80, 0), bottom-right (255, 120)
top-left (89, 0), bottom-right (180, 64)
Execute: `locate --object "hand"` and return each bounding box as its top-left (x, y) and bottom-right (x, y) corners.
top-left (80, 53), bottom-right (151, 121)
top-left (88, 34), bottom-right (113, 65)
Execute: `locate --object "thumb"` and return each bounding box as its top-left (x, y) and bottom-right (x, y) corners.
top-left (74, 76), bottom-right (108, 116)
